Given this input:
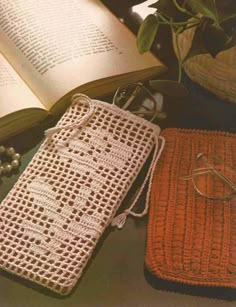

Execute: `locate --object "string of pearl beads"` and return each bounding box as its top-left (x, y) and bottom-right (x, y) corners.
top-left (0, 146), bottom-right (21, 176)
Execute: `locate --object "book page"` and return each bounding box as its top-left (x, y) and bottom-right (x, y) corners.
top-left (0, 52), bottom-right (46, 118)
top-left (0, 0), bottom-right (164, 110)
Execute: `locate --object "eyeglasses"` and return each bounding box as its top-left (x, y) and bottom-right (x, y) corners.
top-left (179, 153), bottom-right (236, 201)
top-left (112, 82), bottom-right (166, 122)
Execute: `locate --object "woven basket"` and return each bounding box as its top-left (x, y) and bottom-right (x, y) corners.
top-left (173, 27), bottom-right (236, 103)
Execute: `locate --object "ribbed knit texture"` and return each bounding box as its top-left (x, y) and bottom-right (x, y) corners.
top-left (145, 128), bottom-right (236, 288)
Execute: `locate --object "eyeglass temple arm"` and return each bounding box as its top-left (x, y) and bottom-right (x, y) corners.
top-left (179, 168), bottom-right (213, 180)
top-left (203, 159), bottom-right (236, 191)
top-left (180, 166), bottom-right (236, 192)
top-left (121, 85), bottom-right (142, 110)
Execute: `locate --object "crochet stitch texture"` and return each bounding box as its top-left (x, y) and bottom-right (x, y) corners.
top-left (0, 95), bottom-right (161, 295)
top-left (145, 128), bottom-right (236, 289)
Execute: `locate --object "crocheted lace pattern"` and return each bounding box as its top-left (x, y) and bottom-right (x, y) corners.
top-left (146, 128), bottom-right (236, 288)
top-left (0, 95), bottom-right (160, 295)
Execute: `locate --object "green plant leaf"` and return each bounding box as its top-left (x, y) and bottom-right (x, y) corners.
top-left (215, 0), bottom-right (236, 22)
top-left (149, 0), bottom-right (191, 22)
top-left (220, 15), bottom-right (236, 36)
top-left (202, 22), bottom-right (229, 57)
top-left (149, 0), bottom-right (179, 15)
top-left (137, 15), bottom-right (159, 54)
top-left (221, 16), bottom-right (236, 51)
top-left (149, 80), bottom-right (189, 97)
top-left (183, 26), bottom-right (209, 62)
top-left (187, 0), bottom-right (219, 24)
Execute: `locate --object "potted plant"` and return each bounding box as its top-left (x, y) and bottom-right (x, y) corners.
top-left (137, 0), bottom-right (236, 102)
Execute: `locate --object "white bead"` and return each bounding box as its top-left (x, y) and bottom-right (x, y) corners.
top-left (5, 164), bottom-right (12, 173)
top-left (6, 147), bottom-right (15, 156)
top-left (11, 159), bottom-right (20, 169)
top-left (0, 165), bottom-right (4, 175)
top-left (0, 145), bottom-right (5, 153)
top-left (12, 153), bottom-right (21, 160)
top-left (0, 146), bottom-right (21, 176)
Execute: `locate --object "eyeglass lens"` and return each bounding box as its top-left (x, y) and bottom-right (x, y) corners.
top-left (113, 83), bottom-right (165, 122)
top-left (192, 154), bottom-right (236, 200)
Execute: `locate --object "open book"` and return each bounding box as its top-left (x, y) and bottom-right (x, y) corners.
top-left (0, 0), bottom-right (166, 141)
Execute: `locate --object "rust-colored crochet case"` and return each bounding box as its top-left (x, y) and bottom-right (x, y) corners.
top-left (145, 128), bottom-right (236, 290)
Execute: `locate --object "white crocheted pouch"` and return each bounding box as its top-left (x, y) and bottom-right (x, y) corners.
top-left (0, 94), bottom-right (164, 295)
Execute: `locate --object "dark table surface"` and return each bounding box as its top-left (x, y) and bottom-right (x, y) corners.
top-left (0, 1), bottom-right (236, 306)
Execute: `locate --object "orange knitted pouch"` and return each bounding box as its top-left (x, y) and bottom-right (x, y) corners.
top-left (145, 128), bottom-right (236, 293)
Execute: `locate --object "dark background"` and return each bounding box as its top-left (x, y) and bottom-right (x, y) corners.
top-left (0, 1), bottom-right (235, 306)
